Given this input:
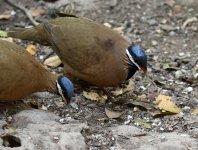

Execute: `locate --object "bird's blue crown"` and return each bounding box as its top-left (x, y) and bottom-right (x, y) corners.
top-left (58, 76), bottom-right (74, 99)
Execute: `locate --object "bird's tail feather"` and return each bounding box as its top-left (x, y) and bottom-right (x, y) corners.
top-left (0, 25), bottom-right (49, 45)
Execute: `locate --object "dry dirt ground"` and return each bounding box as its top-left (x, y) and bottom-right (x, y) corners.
top-left (0, 0), bottom-right (198, 149)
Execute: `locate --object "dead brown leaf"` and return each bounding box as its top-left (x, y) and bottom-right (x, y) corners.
top-left (26, 44), bottom-right (36, 55)
top-left (113, 27), bottom-right (124, 34)
top-left (192, 108), bottom-right (198, 115)
top-left (150, 110), bottom-right (175, 118)
top-left (182, 17), bottom-right (198, 29)
top-left (134, 118), bottom-right (152, 129)
top-left (155, 95), bottom-right (182, 113)
top-left (105, 108), bottom-right (123, 119)
top-left (162, 63), bottom-right (178, 71)
top-left (82, 90), bottom-right (107, 103)
top-left (166, 0), bottom-right (175, 7)
top-left (127, 101), bottom-right (155, 111)
top-left (0, 37), bottom-right (13, 43)
top-left (111, 80), bottom-right (135, 96)
top-left (174, 5), bottom-right (182, 13)
top-left (44, 55), bottom-right (62, 67)
top-left (0, 14), bottom-right (11, 20)
top-left (31, 8), bottom-right (46, 17)
top-left (103, 22), bottom-right (112, 28)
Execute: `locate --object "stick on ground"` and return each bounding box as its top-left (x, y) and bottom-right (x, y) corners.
top-left (3, 0), bottom-right (38, 26)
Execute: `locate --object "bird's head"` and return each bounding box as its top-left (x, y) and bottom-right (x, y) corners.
top-left (126, 44), bottom-right (147, 80)
top-left (56, 76), bottom-right (74, 103)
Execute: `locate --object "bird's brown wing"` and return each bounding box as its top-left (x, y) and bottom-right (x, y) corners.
top-left (0, 40), bottom-right (55, 100)
top-left (43, 17), bottom-right (126, 73)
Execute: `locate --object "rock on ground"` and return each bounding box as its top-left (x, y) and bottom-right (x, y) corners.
top-left (0, 109), bottom-right (87, 150)
top-left (0, 110), bottom-right (197, 150)
top-left (111, 125), bottom-right (198, 150)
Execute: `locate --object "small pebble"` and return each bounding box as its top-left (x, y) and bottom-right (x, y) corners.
top-left (41, 105), bottom-right (47, 111)
top-left (151, 40), bottom-right (158, 46)
top-left (124, 115), bottom-right (133, 125)
top-left (160, 136), bottom-right (166, 142)
top-left (160, 127), bottom-right (164, 131)
top-left (139, 86), bottom-right (146, 91)
top-left (181, 134), bottom-right (188, 137)
top-left (39, 55), bottom-right (44, 60)
top-left (183, 87), bottom-right (193, 93)
top-left (70, 102), bottom-right (78, 109)
top-left (6, 116), bottom-right (13, 124)
top-left (179, 52), bottom-right (185, 56)
top-left (175, 70), bottom-right (184, 79)
top-left (169, 31), bottom-right (175, 36)
top-left (133, 107), bottom-right (140, 112)
top-left (183, 106), bottom-right (191, 111)
top-left (53, 136), bottom-right (59, 141)
top-left (193, 73), bottom-right (198, 79)
top-left (161, 19), bottom-right (167, 24)
top-left (59, 118), bottom-right (68, 124)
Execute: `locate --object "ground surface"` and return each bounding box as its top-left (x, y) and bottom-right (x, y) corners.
top-left (0, 0), bottom-right (198, 149)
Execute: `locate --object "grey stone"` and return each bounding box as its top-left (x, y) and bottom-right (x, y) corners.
top-left (0, 109), bottom-right (87, 150)
top-left (111, 125), bottom-right (198, 150)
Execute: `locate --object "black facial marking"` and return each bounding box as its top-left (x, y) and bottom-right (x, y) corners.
top-left (58, 77), bottom-right (68, 98)
top-left (126, 60), bottom-right (138, 80)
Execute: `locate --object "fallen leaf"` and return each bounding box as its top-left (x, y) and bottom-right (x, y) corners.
top-left (174, 5), bottom-right (182, 13)
top-left (134, 118), bottom-right (152, 129)
top-left (150, 110), bottom-right (174, 118)
top-left (0, 14), bottom-right (11, 20)
top-left (166, 0), bottom-right (175, 7)
top-left (113, 26), bottom-right (124, 34)
top-left (0, 37), bottom-right (13, 42)
top-left (155, 95), bottom-right (182, 113)
top-left (44, 55), bottom-right (62, 67)
top-left (26, 44), bottom-right (36, 55)
top-left (97, 117), bottom-right (108, 122)
top-left (105, 108), bottom-right (123, 119)
top-left (162, 63), bottom-right (178, 71)
top-left (103, 22), bottom-right (112, 28)
top-left (0, 30), bottom-right (8, 37)
top-left (82, 90), bottom-right (107, 103)
top-left (192, 108), bottom-right (198, 115)
top-left (111, 88), bottom-right (123, 96)
top-left (154, 79), bottom-right (166, 86)
top-left (182, 17), bottom-right (198, 29)
top-left (111, 80), bottom-right (135, 96)
top-left (126, 101), bottom-right (155, 111)
top-left (162, 63), bottom-right (170, 69)
top-left (31, 8), bottom-right (45, 17)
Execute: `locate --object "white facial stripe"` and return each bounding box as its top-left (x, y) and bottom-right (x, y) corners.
top-left (56, 81), bottom-right (66, 100)
top-left (126, 49), bottom-right (141, 70)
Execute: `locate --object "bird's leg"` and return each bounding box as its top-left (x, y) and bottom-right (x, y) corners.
top-left (96, 88), bottom-right (115, 103)
top-left (63, 66), bottom-right (74, 81)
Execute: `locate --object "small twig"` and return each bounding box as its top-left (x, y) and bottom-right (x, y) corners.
top-left (191, 59), bottom-right (198, 69)
top-left (132, 133), bottom-right (147, 137)
top-left (3, 0), bottom-right (38, 26)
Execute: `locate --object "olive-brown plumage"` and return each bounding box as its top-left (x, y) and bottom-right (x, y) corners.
top-left (6, 16), bottom-right (147, 87)
top-left (0, 40), bottom-right (73, 101)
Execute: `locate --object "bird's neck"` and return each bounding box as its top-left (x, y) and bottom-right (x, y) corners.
top-left (126, 65), bottom-right (138, 80)
top-left (126, 57), bottom-right (138, 80)
top-left (43, 73), bottom-right (59, 94)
